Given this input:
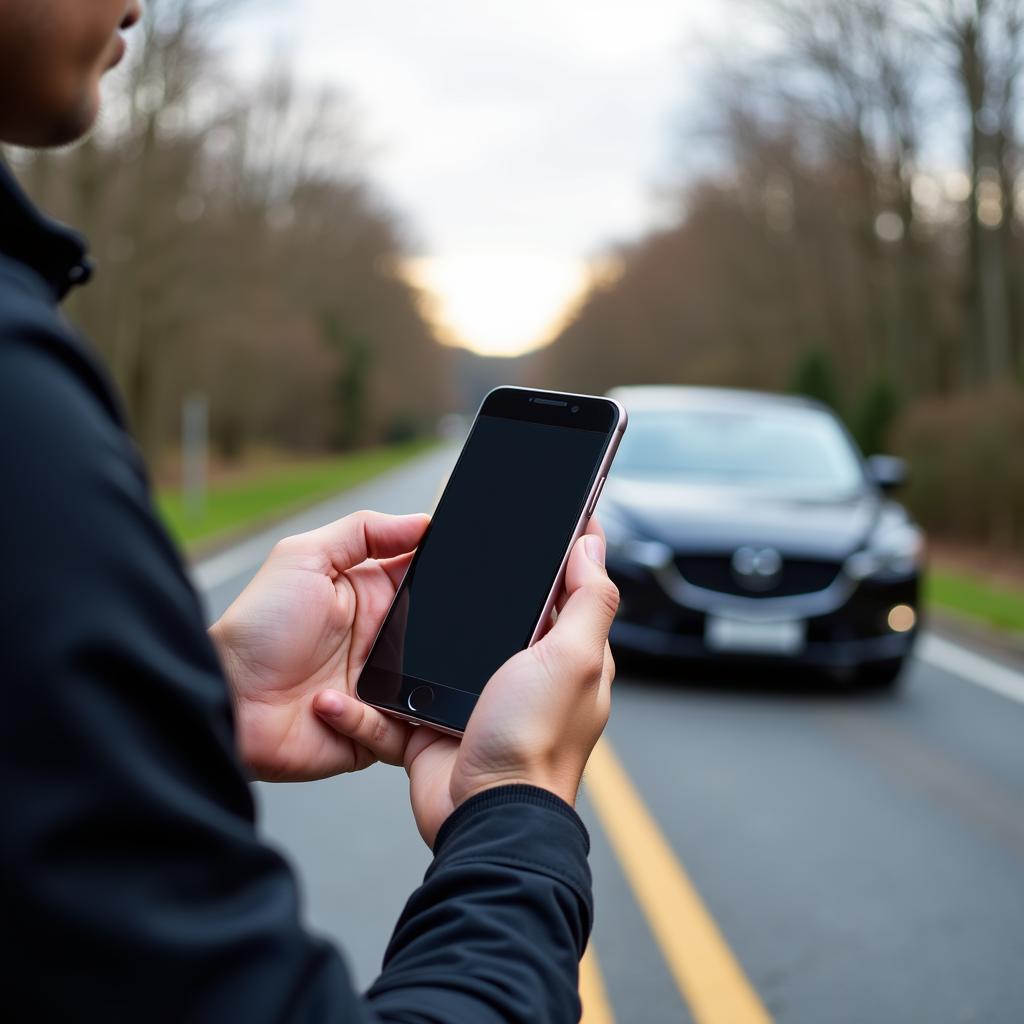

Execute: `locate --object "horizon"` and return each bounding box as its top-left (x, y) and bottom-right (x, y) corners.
top-left (224, 2), bottom-right (726, 356)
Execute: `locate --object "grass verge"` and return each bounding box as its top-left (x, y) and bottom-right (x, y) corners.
top-left (927, 566), bottom-right (1024, 636)
top-left (158, 439), bottom-right (436, 553)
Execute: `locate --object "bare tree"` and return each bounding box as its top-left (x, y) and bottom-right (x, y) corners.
top-left (912, 0), bottom-right (1023, 384)
top-left (747, 0), bottom-right (944, 391)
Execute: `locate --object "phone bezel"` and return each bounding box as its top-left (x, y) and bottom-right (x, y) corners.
top-left (355, 386), bottom-right (627, 735)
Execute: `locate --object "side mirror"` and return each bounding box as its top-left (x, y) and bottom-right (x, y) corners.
top-left (866, 454), bottom-right (908, 492)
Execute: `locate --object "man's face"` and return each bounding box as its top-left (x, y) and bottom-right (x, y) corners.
top-left (0, 0), bottom-right (142, 147)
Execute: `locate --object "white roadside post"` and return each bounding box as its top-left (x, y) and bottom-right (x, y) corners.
top-left (182, 392), bottom-right (209, 524)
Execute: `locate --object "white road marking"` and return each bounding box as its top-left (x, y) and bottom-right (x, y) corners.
top-left (192, 534), bottom-right (277, 593)
top-left (918, 633), bottom-right (1024, 707)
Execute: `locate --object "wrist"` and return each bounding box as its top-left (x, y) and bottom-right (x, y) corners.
top-left (453, 770), bottom-right (579, 813)
top-left (435, 782), bottom-right (589, 855)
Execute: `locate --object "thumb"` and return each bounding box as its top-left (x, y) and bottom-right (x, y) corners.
top-left (541, 534), bottom-right (619, 657)
top-left (283, 511), bottom-right (429, 573)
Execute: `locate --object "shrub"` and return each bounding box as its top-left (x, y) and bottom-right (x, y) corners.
top-left (852, 375), bottom-right (901, 456)
top-left (789, 349), bottom-right (843, 414)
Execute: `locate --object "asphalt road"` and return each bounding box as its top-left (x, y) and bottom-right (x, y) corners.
top-left (193, 446), bottom-right (1024, 1024)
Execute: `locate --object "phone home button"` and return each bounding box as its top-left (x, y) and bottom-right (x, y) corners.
top-left (408, 685), bottom-right (436, 713)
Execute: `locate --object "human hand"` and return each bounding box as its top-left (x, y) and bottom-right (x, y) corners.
top-left (209, 511), bottom-right (427, 782)
top-left (316, 520), bottom-right (618, 846)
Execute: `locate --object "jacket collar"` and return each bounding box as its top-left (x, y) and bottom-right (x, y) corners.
top-left (0, 158), bottom-right (93, 301)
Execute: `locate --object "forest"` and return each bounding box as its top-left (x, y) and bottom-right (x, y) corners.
top-left (5, 0), bottom-right (1021, 553)
top-left (535, 0), bottom-right (1023, 550)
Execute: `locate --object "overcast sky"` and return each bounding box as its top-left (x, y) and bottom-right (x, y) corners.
top-left (227, 2), bottom-right (724, 356)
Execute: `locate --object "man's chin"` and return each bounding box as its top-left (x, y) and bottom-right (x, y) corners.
top-left (3, 96), bottom-right (99, 149)
top-left (45, 93), bottom-right (101, 148)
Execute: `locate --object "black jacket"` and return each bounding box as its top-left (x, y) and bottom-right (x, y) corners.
top-left (0, 161), bottom-right (592, 1023)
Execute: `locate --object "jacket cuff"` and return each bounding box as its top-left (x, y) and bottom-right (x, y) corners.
top-left (429, 784), bottom-right (592, 920)
top-left (434, 784), bottom-right (589, 855)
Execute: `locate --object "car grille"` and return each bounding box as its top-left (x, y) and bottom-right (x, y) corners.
top-left (674, 554), bottom-right (841, 598)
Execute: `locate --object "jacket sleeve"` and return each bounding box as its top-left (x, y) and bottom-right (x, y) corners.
top-left (370, 786), bottom-right (592, 1023)
top-left (0, 331), bottom-right (592, 1024)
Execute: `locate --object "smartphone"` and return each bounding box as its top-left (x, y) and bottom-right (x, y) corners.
top-left (356, 386), bottom-right (627, 735)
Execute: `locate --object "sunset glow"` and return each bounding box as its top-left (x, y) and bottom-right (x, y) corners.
top-left (403, 251), bottom-right (591, 357)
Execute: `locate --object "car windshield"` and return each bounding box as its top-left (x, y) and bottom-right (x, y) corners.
top-left (614, 404), bottom-right (866, 496)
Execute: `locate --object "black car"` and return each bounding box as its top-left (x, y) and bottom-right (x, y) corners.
top-left (603, 387), bottom-right (923, 687)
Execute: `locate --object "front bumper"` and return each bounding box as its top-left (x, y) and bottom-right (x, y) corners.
top-left (608, 555), bottom-right (921, 672)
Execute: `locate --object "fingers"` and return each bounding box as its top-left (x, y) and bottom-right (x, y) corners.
top-left (586, 513), bottom-right (607, 545)
top-left (314, 689), bottom-right (409, 766)
top-left (402, 720), bottom-right (454, 775)
top-left (280, 511), bottom-right (430, 574)
top-left (548, 515), bottom-right (609, 620)
top-left (555, 533), bottom-right (619, 635)
top-left (377, 549), bottom-right (416, 590)
top-left (538, 533), bottom-right (619, 670)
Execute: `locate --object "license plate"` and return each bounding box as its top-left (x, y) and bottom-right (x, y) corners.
top-left (705, 615), bottom-right (806, 655)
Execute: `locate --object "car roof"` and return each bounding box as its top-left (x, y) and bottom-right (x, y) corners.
top-left (608, 385), bottom-right (830, 414)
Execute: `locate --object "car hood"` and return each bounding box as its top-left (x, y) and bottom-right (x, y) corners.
top-left (604, 476), bottom-right (881, 560)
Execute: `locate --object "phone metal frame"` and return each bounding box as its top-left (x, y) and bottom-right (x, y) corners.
top-left (355, 385), bottom-right (628, 737)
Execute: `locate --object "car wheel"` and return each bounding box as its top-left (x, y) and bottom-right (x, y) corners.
top-left (856, 658), bottom-right (905, 691)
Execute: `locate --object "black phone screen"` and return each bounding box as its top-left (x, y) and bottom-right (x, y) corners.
top-left (359, 390), bottom-right (617, 721)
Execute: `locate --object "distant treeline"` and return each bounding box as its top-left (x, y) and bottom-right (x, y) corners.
top-left (7, 0), bottom-right (449, 464)
top-left (534, 0), bottom-right (1023, 550)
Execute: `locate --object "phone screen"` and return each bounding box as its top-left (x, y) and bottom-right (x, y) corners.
top-left (358, 389), bottom-right (621, 729)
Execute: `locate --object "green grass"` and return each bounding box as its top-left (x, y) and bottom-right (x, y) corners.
top-left (158, 439), bottom-right (437, 552)
top-left (927, 566), bottom-right (1024, 635)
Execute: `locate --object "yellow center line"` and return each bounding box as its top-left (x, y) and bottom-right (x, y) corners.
top-left (585, 739), bottom-right (773, 1024)
top-left (580, 943), bottom-right (615, 1024)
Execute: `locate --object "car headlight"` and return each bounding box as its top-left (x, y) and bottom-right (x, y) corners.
top-left (845, 523), bottom-right (924, 580)
top-left (601, 507), bottom-right (674, 570)
top-left (619, 539), bottom-right (674, 570)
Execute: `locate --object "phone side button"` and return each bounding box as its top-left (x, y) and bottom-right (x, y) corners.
top-left (586, 476), bottom-right (606, 519)
top-left (408, 685), bottom-right (436, 712)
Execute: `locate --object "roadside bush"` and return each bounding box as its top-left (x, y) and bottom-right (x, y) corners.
top-left (852, 375), bottom-right (901, 456)
top-left (894, 389), bottom-right (1024, 552)
top-left (790, 349), bottom-right (843, 413)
